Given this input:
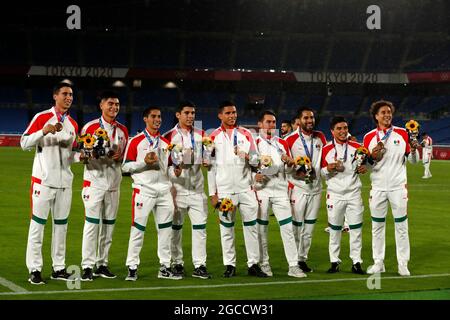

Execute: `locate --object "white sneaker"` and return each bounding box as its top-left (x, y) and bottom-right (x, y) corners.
top-left (398, 265), bottom-right (411, 276)
top-left (260, 264), bottom-right (273, 277)
top-left (288, 265), bottom-right (307, 278)
top-left (367, 263), bottom-right (385, 274)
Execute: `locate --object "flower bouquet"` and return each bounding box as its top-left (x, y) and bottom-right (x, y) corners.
top-left (78, 134), bottom-right (96, 164)
top-left (294, 155), bottom-right (314, 184)
top-left (216, 198), bottom-right (235, 219)
top-left (202, 136), bottom-right (215, 165)
top-left (92, 127), bottom-right (111, 158)
top-left (257, 154), bottom-right (278, 176)
top-left (405, 120), bottom-right (420, 148)
top-left (353, 146), bottom-right (370, 173)
top-left (167, 143), bottom-right (184, 167)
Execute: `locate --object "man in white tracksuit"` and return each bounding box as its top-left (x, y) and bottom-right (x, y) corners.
top-left (421, 133), bottom-right (433, 179)
top-left (254, 110), bottom-right (306, 278)
top-left (163, 100), bottom-right (211, 279)
top-left (321, 116), bottom-right (367, 275)
top-left (21, 82), bottom-right (79, 285)
top-left (80, 91), bottom-right (129, 281)
top-left (363, 100), bottom-right (418, 276)
top-left (285, 107), bottom-right (327, 273)
top-left (207, 101), bottom-right (268, 278)
top-left (122, 106), bottom-right (180, 281)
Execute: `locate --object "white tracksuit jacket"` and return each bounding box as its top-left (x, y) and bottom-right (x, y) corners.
top-left (20, 107), bottom-right (79, 188)
top-left (163, 125), bottom-right (205, 195)
top-left (285, 129), bottom-right (327, 195)
top-left (253, 135), bottom-right (293, 198)
top-left (122, 129), bottom-right (172, 196)
top-left (363, 126), bottom-right (418, 191)
top-left (321, 139), bottom-right (364, 200)
top-left (81, 117), bottom-right (129, 191)
top-left (207, 125), bottom-right (259, 196)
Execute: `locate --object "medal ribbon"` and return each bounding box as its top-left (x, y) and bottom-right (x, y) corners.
top-left (99, 117), bottom-right (117, 139)
top-left (176, 124), bottom-right (195, 154)
top-left (376, 126), bottom-right (393, 144)
top-left (143, 129), bottom-right (160, 149)
top-left (261, 135), bottom-right (284, 155)
top-left (332, 139), bottom-right (348, 162)
top-left (300, 132), bottom-right (314, 160)
top-left (54, 107), bottom-right (67, 123)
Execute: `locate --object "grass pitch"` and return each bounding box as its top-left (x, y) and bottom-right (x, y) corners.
top-left (0, 147), bottom-right (449, 300)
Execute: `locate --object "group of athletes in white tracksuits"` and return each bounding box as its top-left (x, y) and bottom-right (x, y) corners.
top-left (20, 84), bottom-right (419, 284)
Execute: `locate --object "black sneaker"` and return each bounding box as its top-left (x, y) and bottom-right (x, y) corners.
top-left (94, 265), bottom-right (116, 279)
top-left (248, 264), bottom-right (268, 278)
top-left (125, 268), bottom-right (138, 281)
top-left (352, 262), bottom-right (365, 275)
top-left (172, 264), bottom-right (185, 278)
top-left (158, 265), bottom-right (182, 280)
top-left (28, 271), bottom-right (45, 285)
top-left (223, 265), bottom-right (236, 278)
top-left (298, 261), bottom-right (313, 273)
top-left (192, 265), bottom-right (211, 279)
top-left (81, 268), bottom-right (93, 282)
top-left (51, 268), bottom-right (72, 281)
top-left (327, 262), bottom-right (340, 273)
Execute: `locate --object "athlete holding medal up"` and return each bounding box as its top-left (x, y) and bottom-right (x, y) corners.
top-left (363, 100), bottom-right (418, 276)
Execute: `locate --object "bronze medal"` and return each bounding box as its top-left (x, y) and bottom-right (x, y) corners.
top-left (55, 122), bottom-right (63, 132)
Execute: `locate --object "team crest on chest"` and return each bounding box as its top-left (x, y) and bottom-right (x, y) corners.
top-left (394, 140), bottom-right (400, 145)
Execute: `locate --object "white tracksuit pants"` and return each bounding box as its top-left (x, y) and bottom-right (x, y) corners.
top-left (218, 191), bottom-right (259, 268)
top-left (171, 193), bottom-right (208, 268)
top-left (326, 194), bottom-right (363, 264)
top-left (125, 189), bottom-right (174, 269)
top-left (369, 188), bottom-right (410, 266)
top-left (26, 179), bottom-right (72, 273)
top-left (257, 196), bottom-right (298, 267)
top-left (81, 186), bottom-right (119, 269)
top-left (423, 151), bottom-right (432, 177)
top-left (290, 188), bottom-right (322, 262)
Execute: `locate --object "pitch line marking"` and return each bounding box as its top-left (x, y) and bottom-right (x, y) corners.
top-left (0, 276), bottom-right (29, 293)
top-left (0, 273), bottom-right (449, 296)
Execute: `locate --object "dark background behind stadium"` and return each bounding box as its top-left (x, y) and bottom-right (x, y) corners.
top-left (1, 0), bottom-right (449, 143)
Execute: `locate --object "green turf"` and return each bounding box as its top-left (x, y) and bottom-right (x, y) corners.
top-left (0, 147), bottom-right (449, 300)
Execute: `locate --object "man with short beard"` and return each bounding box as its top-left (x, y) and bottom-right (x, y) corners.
top-left (285, 107), bottom-right (327, 273)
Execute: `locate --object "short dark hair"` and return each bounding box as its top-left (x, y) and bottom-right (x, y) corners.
top-left (143, 106), bottom-right (161, 118)
top-left (258, 110), bottom-right (277, 122)
top-left (421, 132), bottom-right (428, 137)
top-left (296, 106), bottom-right (315, 119)
top-left (369, 100), bottom-right (395, 124)
top-left (291, 117), bottom-right (298, 125)
top-left (281, 120), bottom-right (292, 127)
top-left (218, 100), bottom-right (236, 113)
top-left (330, 116), bottom-right (348, 130)
top-left (176, 100), bottom-right (196, 113)
top-left (99, 90), bottom-right (119, 102)
top-left (53, 82), bottom-right (72, 94)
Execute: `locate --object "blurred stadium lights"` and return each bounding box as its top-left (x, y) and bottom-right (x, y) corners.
top-left (61, 79), bottom-right (73, 85)
top-left (112, 80), bottom-right (126, 87)
top-left (164, 81), bottom-right (178, 89)
top-left (133, 80), bottom-right (142, 88)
